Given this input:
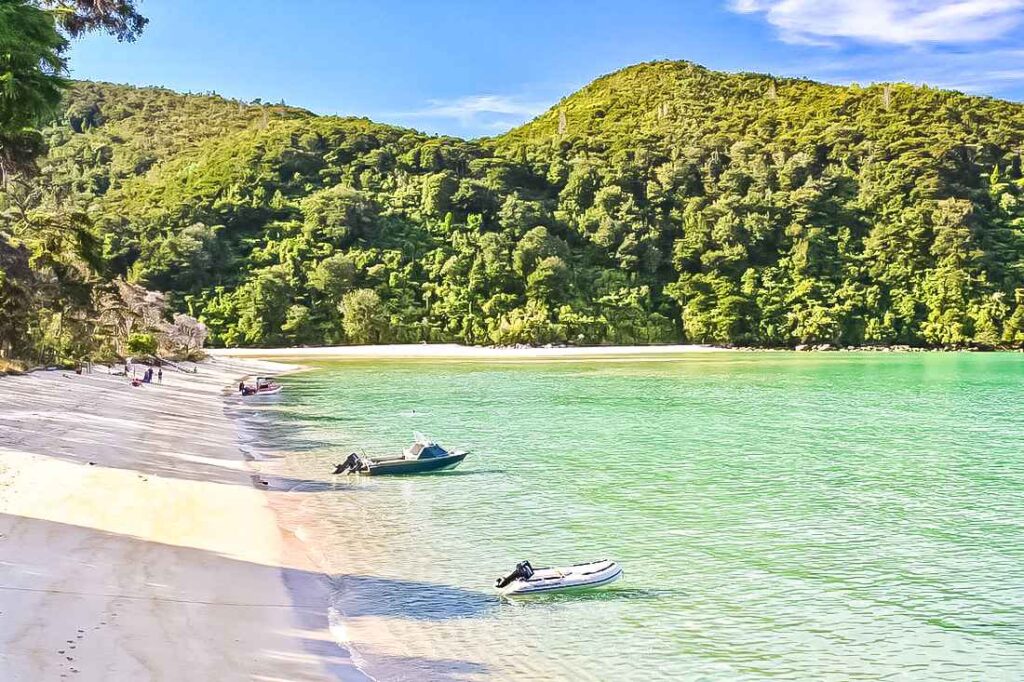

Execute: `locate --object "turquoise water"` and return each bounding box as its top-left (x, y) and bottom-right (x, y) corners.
top-left (249, 352), bottom-right (1024, 681)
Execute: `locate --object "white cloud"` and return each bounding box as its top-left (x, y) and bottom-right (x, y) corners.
top-left (399, 95), bottom-right (547, 127)
top-left (776, 46), bottom-right (1024, 96)
top-left (731, 0), bottom-right (1024, 45)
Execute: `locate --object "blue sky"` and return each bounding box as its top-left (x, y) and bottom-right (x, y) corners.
top-left (67, 0), bottom-right (1024, 138)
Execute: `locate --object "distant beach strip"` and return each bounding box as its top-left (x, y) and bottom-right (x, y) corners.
top-left (208, 343), bottom-right (726, 361)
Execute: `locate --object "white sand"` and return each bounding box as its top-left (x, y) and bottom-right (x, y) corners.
top-left (0, 360), bottom-right (367, 681)
top-left (208, 343), bottom-right (724, 361)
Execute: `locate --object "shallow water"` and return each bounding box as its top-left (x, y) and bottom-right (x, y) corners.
top-left (244, 352), bottom-right (1024, 681)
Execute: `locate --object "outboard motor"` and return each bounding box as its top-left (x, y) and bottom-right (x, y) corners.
top-left (333, 453), bottom-right (361, 475)
top-left (495, 560), bottom-right (534, 588)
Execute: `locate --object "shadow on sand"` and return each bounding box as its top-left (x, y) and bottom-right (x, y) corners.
top-left (0, 514), bottom-right (491, 681)
top-left (332, 574), bottom-right (498, 621)
top-left (253, 473), bottom-right (363, 493)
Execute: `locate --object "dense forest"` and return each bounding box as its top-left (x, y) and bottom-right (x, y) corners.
top-left (5, 54), bottom-right (1024, 356)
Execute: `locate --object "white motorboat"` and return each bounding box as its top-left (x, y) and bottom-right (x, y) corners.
top-left (241, 376), bottom-right (282, 397)
top-left (495, 559), bottom-right (622, 596)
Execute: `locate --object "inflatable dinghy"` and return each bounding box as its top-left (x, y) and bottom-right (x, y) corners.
top-left (495, 559), bottom-right (622, 596)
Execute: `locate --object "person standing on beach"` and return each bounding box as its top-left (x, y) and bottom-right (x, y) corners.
top-left (158, 368), bottom-right (163, 383)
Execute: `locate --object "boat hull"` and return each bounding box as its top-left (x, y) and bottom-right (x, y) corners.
top-left (363, 452), bottom-right (467, 476)
top-left (500, 560), bottom-right (622, 597)
top-left (243, 386), bottom-right (282, 397)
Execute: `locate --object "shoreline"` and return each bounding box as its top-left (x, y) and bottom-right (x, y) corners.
top-left (208, 343), bottom-right (726, 361)
top-left (0, 358), bottom-right (364, 681)
top-left (207, 342), bottom-right (1021, 362)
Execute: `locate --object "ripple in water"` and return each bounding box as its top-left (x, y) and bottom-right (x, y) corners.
top-left (240, 352), bottom-right (1024, 681)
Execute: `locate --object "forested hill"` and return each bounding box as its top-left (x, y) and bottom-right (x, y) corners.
top-left (20, 61), bottom-right (1024, 348)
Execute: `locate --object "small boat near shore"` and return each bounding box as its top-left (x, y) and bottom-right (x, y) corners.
top-left (495, 559), bottom-right (622, 596)
top-left (241, 376), bottom-right (282, 397)
top-left (333, 433), bottom-right (468, 475)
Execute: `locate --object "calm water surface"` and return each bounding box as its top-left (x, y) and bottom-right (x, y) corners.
top-left (241, 352), bottom-right (1024, 681)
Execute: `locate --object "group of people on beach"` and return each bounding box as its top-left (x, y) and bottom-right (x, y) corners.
top-left (126, 358), bottom-right (162, 386)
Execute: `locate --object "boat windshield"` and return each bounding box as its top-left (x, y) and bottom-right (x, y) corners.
top-left (405, 440), bottom-right (448, 460)
top-left (419, 444), bottom-right (448, 459)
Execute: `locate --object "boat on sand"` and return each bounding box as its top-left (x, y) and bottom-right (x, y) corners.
top-left (333, 433), bottom-right (467, 475)
top-left (495, 559), bottom-right (622, 596)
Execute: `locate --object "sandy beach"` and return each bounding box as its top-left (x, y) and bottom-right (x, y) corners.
top-left (208, 343), bottom-right (725, 361)
top-left (0, 344), bottom-right (720, 682)
top-left (0, 358), bottom-right (367, 681)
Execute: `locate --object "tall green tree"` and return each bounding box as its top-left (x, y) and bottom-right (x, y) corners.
top-left (0, 0), bottom-right (146, 362)
top-left (0, 0), bottom-right (67, 181)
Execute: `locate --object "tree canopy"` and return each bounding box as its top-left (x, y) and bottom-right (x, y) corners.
top-left (0, 0), bottom-right (67, 180)
top-left (4, 59), bottom-right (1024, 354)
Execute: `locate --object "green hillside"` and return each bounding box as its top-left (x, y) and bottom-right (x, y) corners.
top-left (9, 61), bottom-right (1024, 352)
top-left (39, 81), bottom-right (309, 203)
top-left (496, 61), bottom-right (1024, 347)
